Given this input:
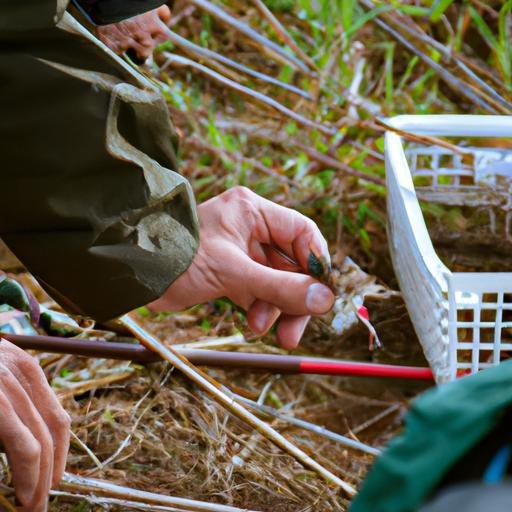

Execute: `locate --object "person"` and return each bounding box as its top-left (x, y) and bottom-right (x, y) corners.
top-left (0, 2), bottom-right (335, 510)
top-left (350, 360), bottom-right (512, 512)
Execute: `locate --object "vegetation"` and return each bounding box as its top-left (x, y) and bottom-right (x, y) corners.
top-left (34, 1), bottom-right (512, 510)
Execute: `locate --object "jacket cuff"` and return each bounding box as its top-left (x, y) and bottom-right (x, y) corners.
top-left (72, 0), bottom-right (167, 25)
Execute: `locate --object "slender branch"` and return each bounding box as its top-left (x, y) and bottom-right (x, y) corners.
top-left (162, 28), bottom-right (313, 100)
top-left (162, 53), bottom-right (335, 135)
top-left (369, 118), bottom-right (467, 154)
top-left (249, 0), bottom-right (317, 71)
top-left (296, 144), bottom-right (385, 186)
top-left (59, 473), bottom-right (261, 512)
top-left (120, 314), bottom-right (355, 494)
top-left (236, 394), bottom-right (382, 456)
top-left (189, 0), bottom-right (311, 74)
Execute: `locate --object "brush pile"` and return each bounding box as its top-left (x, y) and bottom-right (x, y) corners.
top-left (3, 1), bottom-right (511, 510)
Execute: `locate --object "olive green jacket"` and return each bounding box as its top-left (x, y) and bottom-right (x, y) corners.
top-left (0, 1), bottom-right (199, 320)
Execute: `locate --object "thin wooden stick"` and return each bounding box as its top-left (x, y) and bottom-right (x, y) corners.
top-left (357, 0), bottom-right (502, 114)
top-left (162, 53), bottom-right (335, 135)
top-left (189, 0), bottom-right (311, 73)
top-left (120, 314), bottom-right (355, 495)
top-left (236, 394), bottom-right (381, 456)
top-left (249, 0), bottom-right (317, 71)
top-left (162, 28), bottom-right (312, 100)
top-left (51, 492), bottom-right (209, 512)
top-left (58, 473), bottom-right (260, 512)
top-left (369, 118), bottom-right (468, 155)
top-left (296, 143), bottom-right (385, 185)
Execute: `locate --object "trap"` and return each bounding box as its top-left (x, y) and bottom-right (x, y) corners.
top-left (385, 115), bottom-right (512, 383)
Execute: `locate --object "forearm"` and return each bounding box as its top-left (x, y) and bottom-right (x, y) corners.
top-left (0, 8), bottom-right (198, 321)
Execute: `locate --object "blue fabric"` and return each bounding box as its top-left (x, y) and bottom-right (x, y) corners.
top-left (483, 444), bottom-right (512, 484)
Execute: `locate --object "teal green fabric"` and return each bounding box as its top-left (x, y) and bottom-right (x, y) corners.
top-left (0, 2), bottom-right (199, 320)
top-left (350, 360), bottom-right (512, 512)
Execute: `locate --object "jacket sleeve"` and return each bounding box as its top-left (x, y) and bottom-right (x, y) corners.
top-left (72, 0), bottom-right (167, 25)
top-left (0, 3), bottom-right (199, 321)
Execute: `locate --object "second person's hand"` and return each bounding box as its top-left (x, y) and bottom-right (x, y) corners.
top-left (96, 5), bottom-right (171, 62)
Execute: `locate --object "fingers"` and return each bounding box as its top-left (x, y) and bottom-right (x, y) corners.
top-left (247, 300), bottom-right (281, 335)
top-left (247, 300), bottom-right (311, 350)
top-left (241, 258), bottom-right (334, 316)
top-left (0, 341), bottom-right (70, 488)
top-left (157, 5), bottom-right (172, 23)
top-left (96, 8), bottom-right (171, 61)
top-left (0, 390), bottom-right (41, 508)
top-left (0, 366), bottom-right (53, 512)
top-left (276, 315), bottom-right (311, 350)
top-left (13, 364), bottom-right (70, 487)
top-left (255, 196), bottom-right (330, 272)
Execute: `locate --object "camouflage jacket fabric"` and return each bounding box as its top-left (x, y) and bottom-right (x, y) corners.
top-left (0, 0), bottom-right (199, 320)
top-left (73, 0), bottom-right (166, 25)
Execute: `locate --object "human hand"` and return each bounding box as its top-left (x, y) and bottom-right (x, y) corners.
top-left (95, 5), bottom-right (171, 63)
top-left (0, 340), bottom-right (70, 511)
top-left (150, 187), bottom-right (335, 350)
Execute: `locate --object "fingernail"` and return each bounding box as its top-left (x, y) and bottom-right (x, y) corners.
top-left (311, 240), bottom-right (331, 266)
top-left (253, 304), bottom-right (279, 334)
top-left (306, 283), bottom-right (334, 314)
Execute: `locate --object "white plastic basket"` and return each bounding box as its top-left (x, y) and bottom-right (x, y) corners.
top-left (385, 115), bottom-right (512, 383)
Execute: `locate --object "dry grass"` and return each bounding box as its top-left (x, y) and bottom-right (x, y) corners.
top-left (6, 0), bottom-right (512, 510)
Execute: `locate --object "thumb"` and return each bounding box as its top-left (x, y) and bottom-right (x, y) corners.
top-left (242, 259), bottom-right (334, 316)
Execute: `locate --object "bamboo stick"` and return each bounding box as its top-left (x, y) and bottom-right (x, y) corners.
top-left (59, 473), bottom-right (260, 512)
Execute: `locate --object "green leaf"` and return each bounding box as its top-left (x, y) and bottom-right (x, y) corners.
top-left (286, 122), bottom-right (298, 135)
top-left (59, 367), bottom-right (73, 378)
top-left (375, 137), bottom-right (385, 153)
top-left (103, 410), bottom-right (115, 423)
top-left (193, 175), bottom-right (216, 188)
top-left (345, 5), bottom-right (391, 39)
top-left (468, 6), bottom-right (498, 49)
top-left (342, 0), bottom-right (354, 32)
top-left (430, 0), bottom-right (455, 22)
top-left (397, 5), bottom-right (430, 17)
top-left (136, 306), bottom-right (151, 317)
top-left (358, 227), bottom-right (371, 250)
top-left (384, 42), bottom-right (395, 106)
top-left (498, 0), bottom-right (512, 86)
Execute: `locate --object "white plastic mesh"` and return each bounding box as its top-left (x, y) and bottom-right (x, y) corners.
top-left (405, 145), bottom-right (512, 239)
top-left (447, 273), bottom-right (512, 380)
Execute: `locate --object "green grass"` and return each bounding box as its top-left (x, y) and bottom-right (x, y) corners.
top-left (155, 0), bottom-right (512, 270)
